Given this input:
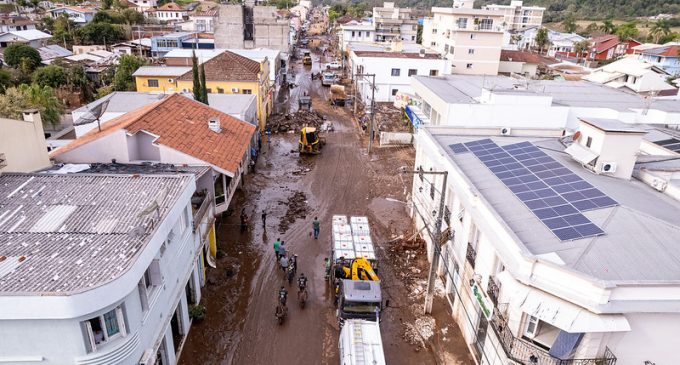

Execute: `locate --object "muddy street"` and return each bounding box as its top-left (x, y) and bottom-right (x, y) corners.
top-left (179, 12), bottom-right (475, 365)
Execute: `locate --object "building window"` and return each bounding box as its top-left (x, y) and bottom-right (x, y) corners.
top-left (468, 48), bottom-right (475, 54)
top-left (206, 88), bottom-right (212, 93)
top-left (479, 18), bottom-right (493, 30)
top-left (411, 36), bottom-right (415, 41)
top-left (408, 69), bottom-right (417, 76)
top-left (444, 206), bottom-right (451, 226)
top-left (444, 44), bottom-right (449, 53)
top-left (391, 68), bottom-right (400, 77)
top-left (586, 136), bottom-right (592, 148)
top-left (147, 79), bottom-right (159, 87)
top-left (470, 33), bottom-right (476, 40)
top-left (83, 306), bottom-right (127, 352)
top-left (456, 18), bottom-right (467, 29)
top-left (430, 182), bottom-right (435, 200)
top-left (217, 87), bottom-right (224, 94)
top-left (466, 63), bottom-right (473, 69)
top-left (243, 89), bottom-right (252, 94)
top-left (432, 28), bottom-right (437, 34)
top-left (429, 70), bottom-right (438, 76)
top-left (352, 30), bottom-right (355, 37)
top-left (392, 89), bottom-right (398, 96)
top-left (430, 42), bottom-right (436, 47)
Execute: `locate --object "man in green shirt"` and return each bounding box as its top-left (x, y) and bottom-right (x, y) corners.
top-left (273, 238), bottom-right (281, 260)
top-left (312, 217), bottom-right (320, 239)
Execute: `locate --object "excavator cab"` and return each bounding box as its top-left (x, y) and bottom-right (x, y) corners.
top-left (298, 126), bottom-right (326, 154)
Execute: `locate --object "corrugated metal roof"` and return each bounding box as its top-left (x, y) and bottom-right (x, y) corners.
top-left (132, 66), bottom-right (192, 77)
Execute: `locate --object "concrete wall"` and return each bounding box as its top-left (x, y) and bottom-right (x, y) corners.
top-left (379, 132), bottom-right (413, 146)
top-left (0, 114), bottom-right (51, 173)
top-left (607, 313), bottom-right (680, 365)
top-left (214, 5), bottom-right (244, 49)
top-left (55, 130), bottom-right (130, 164)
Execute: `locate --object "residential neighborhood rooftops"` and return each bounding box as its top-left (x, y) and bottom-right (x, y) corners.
top-left (500, 50), bottom-right (557, 64)
top-left (432, 131), bottom-right (680, 283)
top-left (590, 34), bottom-right (621, 54)
top-left (52, 94), bottom-right (256, 175)
top-left (641, 44), bottom-right (680, 57)
top-left (0, 173), bottom-right (192, 295)
top-left (37, 44), bottom-right (73, 61)
top-left (0, 29), bottom-right (51, 41)
top-left (49, 5), bottom-right (96, 13)
top-left (178, 50), bottom-right (261, 82)
top-left (133, 66), bottom-right (192, 77)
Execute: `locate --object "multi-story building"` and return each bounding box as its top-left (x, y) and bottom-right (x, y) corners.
top-left (483, 0), bottom-right (544, 31)
top-left (127, 0), bottom-right (158, 12)
top-left (0, 109), bottom-right (50, 173)
top-left (0, 172), bottom-right (206, 365)
top-left (583, 57), bottom-right (676, 96)
top-left (422, 0), bottom-right (505, 75)
top-left (339, 20), bottom-right (376, 51)
top-left (372, 2), bottom-right (418, 43)
top-left (144, 2), bottom-right (189, 23)
top-left (213, 3), bottom-right (290, 52)
top-left (150, 32), bottom-right (215, 58)
top-left (0, 16), bottom-right (36, 32)
top-left (638, 44), bottom-right (680, 76)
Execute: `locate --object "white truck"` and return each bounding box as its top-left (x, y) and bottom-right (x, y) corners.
top-left (339, 319), bottom-right (386, 365)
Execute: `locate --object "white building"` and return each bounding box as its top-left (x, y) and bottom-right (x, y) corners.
top-left (0, 29), bottom-right (51, 48)
top-left (422, 0), bottom-right (505, 75)
top-left (407, 74), bottom-right (680, 132)
top-left (372, 2), bottom-right (417, 43)
top-left (0, 109), bottom-right (50, 173)
top-left (339, 20), bottom-right (376, 51)
top-left (514, 27), bottom-right (585, 57)
top-left (178, 10), bottom-right (218, 33)
top-left (411, 117), bottom-right (680, 365)
top-left (128, 0), bottom-right (158, 12)
top-left (583, 57), bottom-right (677, 96)
top-left (348, 43), bottom-right (449, 103)
top-left (145, 3), bottom-right (188, 23)
top-left (483, 1), bottom-right (545, 31)
top-left (0, 172), bottom-right (207, 365)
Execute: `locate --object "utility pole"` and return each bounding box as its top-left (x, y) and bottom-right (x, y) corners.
top-left (354, 73), bottom-right (376, 153)
top-left (402, 169), bottom-right (448, 314)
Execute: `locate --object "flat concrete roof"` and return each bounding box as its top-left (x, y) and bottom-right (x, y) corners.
top-left (580, 118), bottom-right (647, 133)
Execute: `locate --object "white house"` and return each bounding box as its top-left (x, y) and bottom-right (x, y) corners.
top-left (339, 20), bottom-right (376, 52)
top-left (0, 172), bottom-right (206, 365)
top-left (0, 29), bottom-right (51, 48)
top-left (49, 6), bottom-right (96, 24)
top-left (0, 17), bottom-right (36, 33)
top-left (348, 43), bottom-right (450, 103)
top-left (411, 119), bottom-right (680, 365)
top-left (145, 3), bottom-right (188, 23)
top-left (583, 56), bottom-right (677, 96)
top-left (127, 0), bottom-right (158, 12)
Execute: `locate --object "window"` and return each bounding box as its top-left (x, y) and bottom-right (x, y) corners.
top-left (408, 69), bottom-right (417, 76)
top-left (391, 68), bottom-right (400, 77)
top-left (480, 18), bottom-right (493, 30)
top-left (429, 70), bottom-right (438, 76)
top-left (468, 48), bottom-right (475, 54)
top-left (586, 136), bottom-right (592, 148)
top-left (391, 89), bottom-right (398, 96)
top-left (432, 28), bottom-right (437, 34)
top-left (466, 63), bottom-right (473, 69)
top-left (352, 30), bottom-right (355, 37)
top-left (83, 306), bottom-right (127, 352)
top-left (206, 88), bottom-right (212, 93)
top-left (444, 44), bottom-right (449, 53)
top-left (524, 315), bottom-right (540, 338)
top-left (430, 42), bottom-right (436, 47)
top-left (444, 206), bottom-right (451, 226)
top-left (242, 89), bottom-right (252, 94)
top-left (217, 87), bottom-right (224, 94)
top-left (430, 182), bottom-right (435, 200)
top-left (147, 79), bottom-right (159, 87)
top-left (456, 18), bottom-right (467, 29)
top-left (470, 33), bottom-right (476, 40)
top-left (411, 36), bottom-right (415, 41)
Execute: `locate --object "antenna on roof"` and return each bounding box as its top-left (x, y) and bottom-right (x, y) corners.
top-left (72, 98), bottom-right (110, 132)
top-left (642, 90), bottom-right (658, 116)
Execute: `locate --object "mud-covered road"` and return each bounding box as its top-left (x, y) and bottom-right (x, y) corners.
top-left (179, 12), bottom-right (475, 365)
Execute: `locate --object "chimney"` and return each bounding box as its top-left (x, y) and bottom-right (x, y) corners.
top-left (22, 109), bottom-right (42, 125)
top-left (208, 117), bottom-right (221, 133)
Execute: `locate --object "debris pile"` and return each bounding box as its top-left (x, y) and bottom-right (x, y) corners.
top-left (269, 111), bottom-right (327, 133)
top-left (356, 103), bottom-right (410, 133)
top-left (277, 191), bottom-right (309, 233)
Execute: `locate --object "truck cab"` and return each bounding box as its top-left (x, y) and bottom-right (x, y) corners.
top-left (337, 280), bottom-right (382, 321)
top-left (321, 72), bottom-right (337, 86)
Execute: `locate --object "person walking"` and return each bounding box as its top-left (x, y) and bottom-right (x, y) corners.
top-left (273, 238), bottom-right (281, 260)
top-left (261, 210), bottom-right (267, 228)
top-left (312, 217), bottom-right (320, 239)
top-left (279, 241), bottom-right (287, 258)
top-left (279, 254), bottom-right (290, 273)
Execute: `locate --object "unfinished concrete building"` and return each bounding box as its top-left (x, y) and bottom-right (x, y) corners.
top-left (214, 2), bottom-right (290, 52)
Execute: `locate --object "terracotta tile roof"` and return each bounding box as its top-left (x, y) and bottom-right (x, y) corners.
top-left (50, 5), bottom-right (95, 13)
top-left (51, 94), bottom-right (256, 174)
top-left (178, 50), bottom-right (261, 82)
top-left (643, 45), bottom-right (680, 57)
top-left (591, 35), bottom-right (620, 54)
top-left (500, 50), bottom-right (558, 64)
top-left (158, 2), bottom-right (184, 11)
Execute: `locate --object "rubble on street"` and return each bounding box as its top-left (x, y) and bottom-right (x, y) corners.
top-left (269, 110), bottom-right (327, 133)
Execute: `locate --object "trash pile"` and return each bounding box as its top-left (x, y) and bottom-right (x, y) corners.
top-left (268, 111), bottom-right (327, 133)
top-left (355, 103), bottom-right (409, 133)
top-left (277, 191), bottom-right (309, 234)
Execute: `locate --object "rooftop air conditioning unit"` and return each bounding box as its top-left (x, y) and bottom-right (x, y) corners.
top-left (600, 162), bottom-right (617, 174)
top-left (232, 88), bottom-right (239, 93)
top-left (500, 127), bottom-right (511, 136)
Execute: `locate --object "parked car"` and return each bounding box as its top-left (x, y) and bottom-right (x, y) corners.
top-left (325, 61), bottom-right (342, 70)
top-left (321, 72), bottom-right (337, 86)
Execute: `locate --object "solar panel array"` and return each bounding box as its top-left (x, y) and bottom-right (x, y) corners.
top-left (450, 139), bottom-right (618, 241)
top-left (655, 138), bottom-right (680, 153)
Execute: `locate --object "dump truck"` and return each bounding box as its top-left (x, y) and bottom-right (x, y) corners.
top-left (302, 51), bottom-right (312, 66)
top-left (330, 84), bottom-right (346, 106)
top-left (298, 92), bottom-right (312, 110)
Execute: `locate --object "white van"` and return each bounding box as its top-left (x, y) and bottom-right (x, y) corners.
top-left (339, 319), bottom-right (386, 365)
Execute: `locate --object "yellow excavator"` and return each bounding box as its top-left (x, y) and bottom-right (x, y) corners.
top-left (299, 126), bottom-right (326, 154)
top-left (340, 257), bottom-right (379, 281)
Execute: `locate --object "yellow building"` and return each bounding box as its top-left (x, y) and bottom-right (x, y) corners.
top-left (133, 51), bottom-right (271, 130)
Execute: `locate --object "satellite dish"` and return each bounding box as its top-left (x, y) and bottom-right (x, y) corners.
top-left (73, 98), bottom-right (111, 132)
top-left (572, 131), bottom-right (582, 141)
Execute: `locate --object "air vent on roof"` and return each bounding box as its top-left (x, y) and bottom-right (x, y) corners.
top-left (500, 127), bottom-right (511, 136)
top-left (208, 117), bottom-right (221, 133)
top-left (600, 162), bottom-right (617, 174)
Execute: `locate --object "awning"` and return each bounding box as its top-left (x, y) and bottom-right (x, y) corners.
top-left (565, 143), bottom-right (599, 165)
top-left (520, 288), bottom-right (631, 333)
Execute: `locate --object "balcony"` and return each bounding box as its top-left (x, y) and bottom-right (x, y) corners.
top-left (489, 307), bottom-right (617, 365)
top-left (487, 275), bottom-right (500, 306)
top-left (191, 190), bottom-right (213, 233)
top-left (465, 242), bottom-right (477, 266)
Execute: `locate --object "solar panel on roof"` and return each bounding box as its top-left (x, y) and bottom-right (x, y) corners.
top-left (449, 143), bottom-right (469, 154)
top-left (654, 138), bottom-right (680, 153)
top-left (462, 138), bottom-right (614, 241)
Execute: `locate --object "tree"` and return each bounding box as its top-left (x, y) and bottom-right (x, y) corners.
top-left (191, 51), bottom-right (201, 101)
top-left (4, 44), bottom-right (41, 70)
top-left (562, 15), bottom-right (577, 33)
top-left (0, 70), bottom-right (12, 92)
top-left (573, 40), bottom-right (591, 64)
top-left (650, 19), bottom-right (671, 43)
top-left (535, 27), bottom-right (550, 55)
top-left (0, 84), bottom-right (64, 127)
top-left (121, 8), bottom-right (144, 24)
top-left (32, 65), bottom-right (68, 88)
top-left (102, 0), bottom-right (113, 9)
top-left (199, 63), bottom-right (208, 105)
top-left (600, 19), bottom-right (617, 35)
top-left (76, 22), bottom-right (125, 45)
top-left (583, 23), bottom-right (599, 37)
top-left (616, 22), bottom-right (639, 41)
top-left (113, 54), bottom-right (146, 91)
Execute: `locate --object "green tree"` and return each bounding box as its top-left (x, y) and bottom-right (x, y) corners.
top-left (4, 44), bottom-right (41, 70)
top-left (32, 65), bottom-right (68, 88)
top-left (51, 14), bottom-right (76, 46)
top-left (535, 27), bottom-right (550, 55)
top-left (650, 19), bottom-right (671, 43)
top-left (0, 84), bottom-right (64, 127)
top-left (562, 15), bottom-right (577, 33)
top-left (121, 8), bottom-right (144, 24)
top-left (113, 54), bottom-right (147, 91)
top-left (199, 63), bottom-right (208, 104)
top-left (102, 0), bottom-right (113, 9)
top-left (616, 22), bottom-right (639, 40)
top-left (328, 9), bottom-right (341, 23)
top-left (76, 22), bottom-right (125, 45)
top-left (583, 22), bottom-right (599, 37)
top-left (191, 51), bottom-right (201, 101)
top-left (0, 70), bottom-right (12, 92)
top-left (600, 19), bottom-right (617, 35)
top-left (573, 40), bottom-right (591, 64)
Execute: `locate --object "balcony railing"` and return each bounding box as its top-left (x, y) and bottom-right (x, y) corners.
top-left (191, 191), bottom-right (213, 232)
top-left (489, 307), bottom-right (617, 365)
top-left (465, 242), bottom-right (477, 266)
top-left (487, 275), bottom-right (500, 306)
